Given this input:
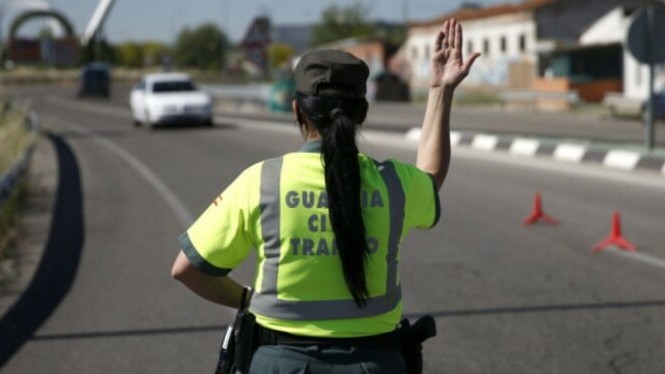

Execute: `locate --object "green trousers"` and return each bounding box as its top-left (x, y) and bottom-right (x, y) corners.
top-left (249, 344), bottom-right (406, 374)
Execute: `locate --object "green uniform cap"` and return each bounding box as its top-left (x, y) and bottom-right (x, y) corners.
top-left (294, 49), bottom-right (369, 98)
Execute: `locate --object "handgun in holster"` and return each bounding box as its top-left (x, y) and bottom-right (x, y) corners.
top-left (399, 315), bottom-right (437, 374)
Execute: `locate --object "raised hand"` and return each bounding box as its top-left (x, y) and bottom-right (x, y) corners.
top-left (429, 19), bottom-right (481, 89)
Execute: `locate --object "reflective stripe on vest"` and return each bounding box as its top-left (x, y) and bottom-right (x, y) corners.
top-left (250, 157), bottom-right (405, 320)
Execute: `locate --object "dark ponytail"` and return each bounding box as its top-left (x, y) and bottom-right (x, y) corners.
top-left (296, 92), bottom-right (370, 306)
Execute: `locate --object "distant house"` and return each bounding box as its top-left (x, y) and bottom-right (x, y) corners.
top-left (239, 17), bottom-right (271, 76)
top-left (577, 6), bottom-right (664, 101)
top-left (238, 16), bottom-right (312, 76)
top-left (405, 0), bottom-right (645, 103)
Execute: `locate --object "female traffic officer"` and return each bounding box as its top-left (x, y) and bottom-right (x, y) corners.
top-left (172, 19), bottom-right (479, 373)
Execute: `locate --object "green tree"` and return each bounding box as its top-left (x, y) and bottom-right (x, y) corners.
top-left (173, 23), bottom-right (228, 70)
top-left (115, 42), bottom-right (144, 68)
top-left (80, 38), bottom-right (116, 64)
top-left (142, 41), bottom-right (170, 66)
top-left (374, 22), bottom-right (407, 49)
top-left (113, 41), bottom-right (169, 68)
top-left (310, 3), bottom-right (375, 46)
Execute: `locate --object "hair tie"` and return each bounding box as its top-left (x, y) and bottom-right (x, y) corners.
top-left (329, 108), bottom-right (345, 120)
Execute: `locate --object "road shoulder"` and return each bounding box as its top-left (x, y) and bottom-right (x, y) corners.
top-left (0, 134), bottom-right (57, 315)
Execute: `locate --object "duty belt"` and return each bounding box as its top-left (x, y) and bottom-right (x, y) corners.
top-left (256, 325), bottom-right (402, 350)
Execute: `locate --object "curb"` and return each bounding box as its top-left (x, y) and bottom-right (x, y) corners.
top-left (406, 128), bottom-right (665, 176)
top-left (0, 134), bottom-right (56, 315)
top-left (0, 111), bottom-right (39, 210)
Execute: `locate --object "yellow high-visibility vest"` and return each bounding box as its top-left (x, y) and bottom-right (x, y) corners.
top-left (179, 142), bottom-right (440, 337)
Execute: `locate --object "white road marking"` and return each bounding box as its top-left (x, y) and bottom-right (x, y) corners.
top-left (58, 119), bottom-right (194, 227)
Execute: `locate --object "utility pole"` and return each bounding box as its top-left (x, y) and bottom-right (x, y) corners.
top-left (221, 0), bottom-right (229, 76)
top-left (645, 0), bottom-right (656, 150)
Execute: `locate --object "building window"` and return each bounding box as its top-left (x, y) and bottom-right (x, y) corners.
top-left (500, 37), bottom-right (507, 53)
top-left (483, 39), bottom-right (490, 55)
top-left (467, 40), bottom-right (474, 55)
top-left (519, 34), bottom-right (527, 52)
top-left (411, 46), bottom-right (418, 60)
top-left (424, 45), bottom-right (430, 61)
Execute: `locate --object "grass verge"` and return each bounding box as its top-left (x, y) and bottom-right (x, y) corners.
top-left (0, 97), bottom-right (34, 269)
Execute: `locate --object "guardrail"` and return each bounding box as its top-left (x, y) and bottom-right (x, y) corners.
top-left (202, 83), bottom-right (271, 109)
top-left (0, 109), bottom-right (38, 210)
top-left (498, 90), bottom-right (580, 111)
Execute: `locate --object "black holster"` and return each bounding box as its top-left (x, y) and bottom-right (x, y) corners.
top-left (215, 289), bottom-right (258, 374)
top-left (399, 315), bottom-right (437, 374)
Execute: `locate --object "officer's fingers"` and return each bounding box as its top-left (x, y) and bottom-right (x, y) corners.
top-left (453, 20), bottom-right (462, 50)
top-left (447, 19), bottom-right (456, 50)
top-left (434, 20), bottom-right (448, 53)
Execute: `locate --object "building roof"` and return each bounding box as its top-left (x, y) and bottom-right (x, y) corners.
top-left (409, 0), bottom-right (557, 28)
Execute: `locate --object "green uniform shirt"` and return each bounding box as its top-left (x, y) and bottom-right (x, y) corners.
top-left (179, 142), bottom-right (440, 337)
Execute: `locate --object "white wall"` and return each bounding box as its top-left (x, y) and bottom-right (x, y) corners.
top-left (580, 6), bottom-right (665, 99)
top-left (405, 12), bottom-right (538, 93)
top-left (463, 14), bottom-right (537, 86)
top-left (580, 7), bottom-right (628, 45)
top-left (624, 52), bottom-right (665, 99)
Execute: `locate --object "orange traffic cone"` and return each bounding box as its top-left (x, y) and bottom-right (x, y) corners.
top-left (592, 211), bottom-right (636, 252)
top-left (523, 192), bottom-right (558, 225)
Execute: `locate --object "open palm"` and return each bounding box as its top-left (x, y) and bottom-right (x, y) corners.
top-left (429, 19), bottom-right (481, 89)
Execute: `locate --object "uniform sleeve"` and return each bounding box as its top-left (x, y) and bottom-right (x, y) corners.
top-left (393, 161), bottom-right (440, 230)
top-left (178, 168), bottom-right (255, 276)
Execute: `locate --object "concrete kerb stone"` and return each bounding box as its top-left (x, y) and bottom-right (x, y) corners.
top-left (405, 127), bottom-right (665, 176)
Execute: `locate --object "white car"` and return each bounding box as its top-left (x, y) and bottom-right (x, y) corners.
top-left (129, 72), bottom-right (213, 128)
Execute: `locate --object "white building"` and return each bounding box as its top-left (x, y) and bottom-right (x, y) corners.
top-left (404, 0), bottom-right (647, 100)
top-left (405, 1), bottom-right (552, 96)
top-left (580, 6), bottom-right (665, 100)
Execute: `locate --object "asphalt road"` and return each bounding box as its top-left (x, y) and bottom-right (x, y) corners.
top-left (2, 85), bottom-right (665, 373)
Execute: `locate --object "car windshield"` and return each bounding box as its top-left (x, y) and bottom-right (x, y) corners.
top-left (152, 80), bottom-right (196, 93)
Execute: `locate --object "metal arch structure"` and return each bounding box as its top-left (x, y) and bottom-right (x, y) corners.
top-left (7, 10), bottom-right (76, 40)
top-left (0, 0), bottom-right (51, 42)
top-left (0, 0), bottom-right (116, 65)
top-left (3, 7), bottom-right (79, 66)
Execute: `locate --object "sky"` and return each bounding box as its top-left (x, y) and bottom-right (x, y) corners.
top-left (3, 0), bottom-right (516, 43)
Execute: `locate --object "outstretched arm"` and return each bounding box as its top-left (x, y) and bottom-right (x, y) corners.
top-left (416, 19), bottom-right (480, 189)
